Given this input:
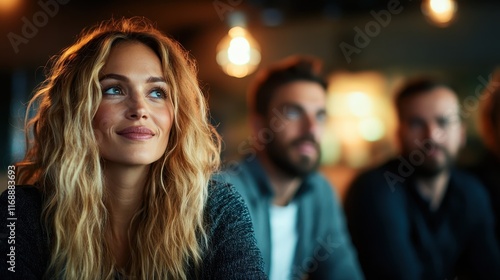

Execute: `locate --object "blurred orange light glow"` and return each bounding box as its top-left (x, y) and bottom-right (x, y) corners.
top-left (422, 0), bottom-right (457, 27)
top-left (0, 0), bottom-right (20, 15)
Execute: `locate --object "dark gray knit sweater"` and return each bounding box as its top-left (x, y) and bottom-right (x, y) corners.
top-left (0, 181), bottom-right (268, 279)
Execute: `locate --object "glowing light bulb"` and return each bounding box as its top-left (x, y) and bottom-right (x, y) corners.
top-left (228, 37), bottom-right (251, 65)
top-left (422, 0), bottom-right (457, 27)
top-left (217, 27), bottom-right (261, 78)
top-left (430, 0), bottom-right (452, 13)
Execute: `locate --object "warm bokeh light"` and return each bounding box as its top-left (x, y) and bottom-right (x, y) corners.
top-left (216, 26), bottom-right (261, 78)
top-left (321, 71), bottom-right (399, 167)
top-left (228, 37), bottom-right (251, 65)
top-left (347, 91), bottom-right (372, 117)
top-left (321, 122), bottom-right (342, 166)
top-left (422, 0), bottom-right (457, 27)
top-left (358, 117), bottom-right (385, 142)
top-left (430, 0), bottom-right (453, 13)
top-left (0, 0), bottom-right (20, 14)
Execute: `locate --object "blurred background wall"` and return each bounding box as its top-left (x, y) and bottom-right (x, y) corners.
top-left (1, 0), bottom-right (499, 197)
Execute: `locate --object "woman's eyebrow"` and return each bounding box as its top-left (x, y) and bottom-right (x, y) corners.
top-left (99, 73), bottom-right (166, 84)
top-left (99, 73), bottom-right (128, 82)
top-left (146, 76), bottom-right (167, 83)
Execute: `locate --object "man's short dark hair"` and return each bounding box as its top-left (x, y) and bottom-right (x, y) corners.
top-left (247, 55), bottom-right (327, 116)
top-left (395, 77), bottom-right (456, 120)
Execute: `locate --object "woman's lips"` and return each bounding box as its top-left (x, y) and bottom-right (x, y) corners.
top-left (117, 126), bottom-right (154, 140)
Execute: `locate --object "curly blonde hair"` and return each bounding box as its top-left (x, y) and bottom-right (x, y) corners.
top-left (16, 17), bottom-right (221, 279)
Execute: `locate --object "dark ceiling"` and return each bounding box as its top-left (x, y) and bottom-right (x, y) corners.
top-left (1, 0), bottom-right (496, 69)
top-left (1, 0), bottom-right (499, 171)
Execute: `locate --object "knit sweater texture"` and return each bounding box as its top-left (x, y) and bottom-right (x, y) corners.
top-left (0, 181), bottom-right (268, 279)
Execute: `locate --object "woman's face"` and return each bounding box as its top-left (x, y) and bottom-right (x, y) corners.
top-left (93, 41), bottom-right (174, 167)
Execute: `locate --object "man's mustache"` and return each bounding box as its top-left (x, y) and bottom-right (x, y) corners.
top-left (423, 140), bottom-right (445, 156)
top-left (291, 134), bottom-right (319, 149)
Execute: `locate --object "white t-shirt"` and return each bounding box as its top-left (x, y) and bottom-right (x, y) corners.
top-left (269, 202), bottom-right (299, 280)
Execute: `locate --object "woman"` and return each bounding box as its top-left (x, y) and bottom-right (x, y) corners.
top-left (0, 17), bottom-right (267, 279)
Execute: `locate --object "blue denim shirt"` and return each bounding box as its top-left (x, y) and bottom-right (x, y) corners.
top-left (216, 156), bottom-right (364, 280)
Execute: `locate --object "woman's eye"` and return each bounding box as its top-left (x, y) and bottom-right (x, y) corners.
top-left (149, 89), bottom-right (166, 99)
top-left (103, 86), bottom-right (122, 95)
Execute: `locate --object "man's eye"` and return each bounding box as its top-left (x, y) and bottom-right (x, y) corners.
top-left (103, 87), bottom-right (122, 95)
top-left (317, 111), bottom-right (327, 123)
top-left (284, 108), bottom-right (301, 119)
top-left (438, 120), bottom-right (449, 128)
top-left (409, 119), bottom-right (425, 128)
top-left (437, 117), bottom-right (453, 128)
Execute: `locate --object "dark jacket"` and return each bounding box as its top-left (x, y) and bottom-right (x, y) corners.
top-left (345, 159), bottom-right (500, 280)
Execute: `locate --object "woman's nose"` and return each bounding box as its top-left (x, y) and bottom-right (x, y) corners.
top-left (126, 94), bottom-right (149, 120)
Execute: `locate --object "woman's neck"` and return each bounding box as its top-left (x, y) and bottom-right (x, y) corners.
top-left (103, 163), bottom-right (149, 268)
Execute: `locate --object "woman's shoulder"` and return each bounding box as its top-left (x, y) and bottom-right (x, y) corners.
top-left (0, 185), bottom-right (44, 232)
top-left (204, 179), bottom-right (255, 235)
top-left (206, 180), bottom-right (247, 215)
top-left (0, 185), bottom-right (43, 212)
top-left (201, 180), bottom-right (268, 279)
top-left (0, 185), bottom-right (48, 278)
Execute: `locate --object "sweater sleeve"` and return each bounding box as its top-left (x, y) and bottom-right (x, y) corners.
top-left (203, 181), bottom-right (268, 280)
top-left (0, 186), bottom-right (47, 280)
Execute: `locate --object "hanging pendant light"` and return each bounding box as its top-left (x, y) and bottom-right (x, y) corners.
top-left (421, 0), bottom-right (458, 27)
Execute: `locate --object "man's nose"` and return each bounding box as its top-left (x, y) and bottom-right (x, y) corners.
top-left (303, 114), bottom-right (321, 140)
top-left (424, 122), bottom-right (444, 143)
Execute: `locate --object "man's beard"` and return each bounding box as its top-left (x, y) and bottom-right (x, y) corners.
top-left (412, 143), bottom-right (454, 179)
top-left (266, 134), bottom-right (321, 178)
